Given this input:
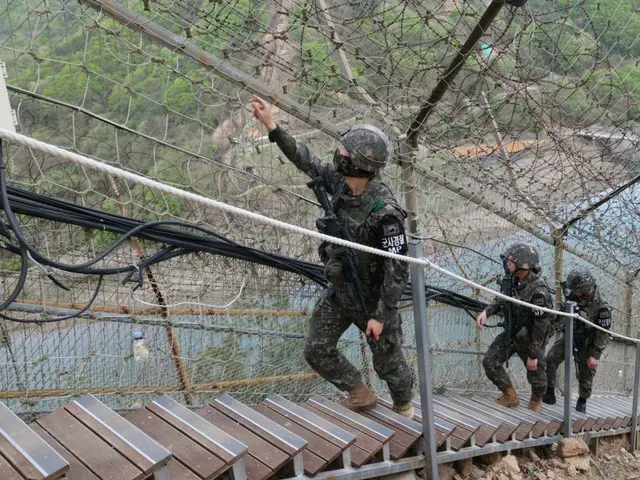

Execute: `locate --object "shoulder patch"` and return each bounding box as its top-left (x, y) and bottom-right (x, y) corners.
top-left (596, 306), bottom-right (612, 329)
top-left (530, 292), bottom-right (549, 317)
top-left (372, 199), bottom-right (385, 212)
top-left (379, 216), bottom-right (408, 255)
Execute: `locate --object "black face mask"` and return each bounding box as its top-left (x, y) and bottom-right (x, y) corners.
top-left (333, 149), bottom-right (374, 178)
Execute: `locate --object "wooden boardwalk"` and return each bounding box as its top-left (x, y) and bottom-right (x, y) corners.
top-left (0, 393), bottom-right (636, 479)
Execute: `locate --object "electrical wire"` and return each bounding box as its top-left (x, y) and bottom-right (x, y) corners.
top-left (1, 141), bottom-right (501, 325)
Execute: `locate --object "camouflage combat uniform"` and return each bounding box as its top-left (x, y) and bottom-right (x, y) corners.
top-left (482, 270), bottom-right (553, 397)
top-left (268, 126), bottom-right (414, 405)
top-left (545, 289), bottom-right (611, 399)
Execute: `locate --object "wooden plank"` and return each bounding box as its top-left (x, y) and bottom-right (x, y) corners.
top-left (520, 394), bottom-right (592, 433)
top-left (263, 395), bottom-right (355, 449)
top-left (599, 397), bottom-right (633, 416)
top-left (600, 398), bottom-right (635, 427)
top-left (552, 398), bottom-right (612, 430)
top-left (303, 404), bottom-right (382, 454)
top-left (167, 460), bottom-right (200, 480)
top-left (532, 397), bottom-right (588, 433)
top-left (125, 408), bottom-right (227, 480)
top-left (239, 455), bottom-right (271, 480)
top-left (29, 423), bottom-right (100, 480)
top-left (0, 402), bottom-right (68, 480)
top-left (304, 405), bottom-right (378, 467)
top-left (71, 395), bottom-right (170, 470)
top-left (501, 396), bottom-right (563, 436)
top-left (0, 434), bottom-right (45, 480)
top-left (196, 406), bottom-right (289, 478)
top-left (358, 411), bottom-right (422, 459)
top-left (253, 405), bottom-right (327, 476)
top-left (376, 400), bottom-right (470, 450)
top-left (147, 396), bottom-right (247, 465)
top-left (411, 396), bottom-right (482, 431)
top-left (255, 404), bottom-right (340, 464)
top-left (432, 396), bottom-right (501, 428)
top-left (447, 396), bottom-right (533, 442)
top-left (591, 416), bottom-right (607, 432)
top-left (378, 397), bottom-right (456, 434)
top-left (36, 409), bottom-right (144, 480)
top-left (410, 402), bottom-right (488, 447)
top-left (432, 396), bottom-right (514, 444)
top-left (586, 399), bottom-right (627, 429)
top-left (306, 396), bottom-right (394, 443)
top-left (0, 454), bottom-right (23, 480)
top-left (470, 397), bottom-right (549, 438)
top-left (65, 402), bottom-right (157, 475)
top-left (213, 395), bottom-right (306, 456)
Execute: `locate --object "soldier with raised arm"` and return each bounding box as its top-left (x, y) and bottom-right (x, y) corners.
top-left (251, 96), bottom-right (414, 418)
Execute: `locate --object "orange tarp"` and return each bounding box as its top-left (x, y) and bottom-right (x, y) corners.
top-left (449, 140), bottom-right (533, 157)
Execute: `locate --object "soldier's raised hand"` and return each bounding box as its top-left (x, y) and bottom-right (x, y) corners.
top-left (251, 95), bottom-right (277, 131)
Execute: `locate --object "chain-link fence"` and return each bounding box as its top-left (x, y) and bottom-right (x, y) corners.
top-left (0, 0), bottom-right (639, 418)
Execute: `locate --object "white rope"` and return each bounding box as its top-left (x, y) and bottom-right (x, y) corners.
top-left (0, 128), bottom-right (636, 344)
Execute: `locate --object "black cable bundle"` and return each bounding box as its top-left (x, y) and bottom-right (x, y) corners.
top-left (0, 143), bottom-right (493, 324)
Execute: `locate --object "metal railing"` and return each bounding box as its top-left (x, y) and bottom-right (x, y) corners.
top-left (409, 244), bottom-right (640, 479)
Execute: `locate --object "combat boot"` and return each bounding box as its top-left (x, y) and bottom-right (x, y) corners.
top-left (342, 383), bottom-right (377, 411)
top-left (528, 395), bottom-right (543, 413)
top-left (393, 402), bottom-right (415, 420)
top-left (576, 396), bottom-right (587, 413)
top-left (542, 387), bottom-right (556, 405)
top-left (496, 385), bottom-right (519, 407)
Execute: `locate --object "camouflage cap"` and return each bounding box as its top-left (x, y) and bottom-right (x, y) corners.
top-left (339, 124), bottom-right (389, 173)
top-left (566, 268), bottom-right (596, 294)
top-left (504, 243), bottom-right (540, 270)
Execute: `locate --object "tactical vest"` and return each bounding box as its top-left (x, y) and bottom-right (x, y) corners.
top-left (320, 177), bottom-right (405, 298)
top-left (571, 290), bottom-right (606, 349)
top-left (507, 274), bottom-right (552, 333)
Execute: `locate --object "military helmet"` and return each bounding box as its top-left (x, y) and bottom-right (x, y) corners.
top-left (504, 243), bottom-right (540, 270)
top-left (339, 124), bottom-right (389, 173)
top-left (566, 269), bottom-right (596, 294)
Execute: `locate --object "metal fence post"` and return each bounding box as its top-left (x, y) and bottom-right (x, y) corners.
top-left (409, 240), bottom-right (439, 480)
top-left (630, 333), bottom-right (640, 451)
top-left (563, 301), bottom-right (576, 438)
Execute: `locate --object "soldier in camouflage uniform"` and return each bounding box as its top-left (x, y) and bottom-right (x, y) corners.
top-left (542, 269), bottom-right (612, 413)
top-left (251, 96), bottom-right (414, 418)
top-left (476, 244), bottom-right (553, 412)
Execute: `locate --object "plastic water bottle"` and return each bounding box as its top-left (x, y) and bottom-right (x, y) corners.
top-left (132, 331), bottom-right (149, 361)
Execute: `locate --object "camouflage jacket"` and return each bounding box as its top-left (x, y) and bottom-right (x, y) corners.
top-left (569, 289), bottom-right (611, 360)
top-left (268, 126), bottom-right (409, 324)
top-left (485, 270), bottom-right (553, 359)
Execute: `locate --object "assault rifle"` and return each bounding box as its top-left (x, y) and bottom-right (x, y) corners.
top-left (306, 176), bottom-right (369, 315)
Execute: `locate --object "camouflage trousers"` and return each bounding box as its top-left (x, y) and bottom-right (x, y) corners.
top-left (482, 332), bottom-right (548, 397)
top-left (545, 337), bottom-right (597, 399)
top-left (304, 292), bottom-right (414, 405)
